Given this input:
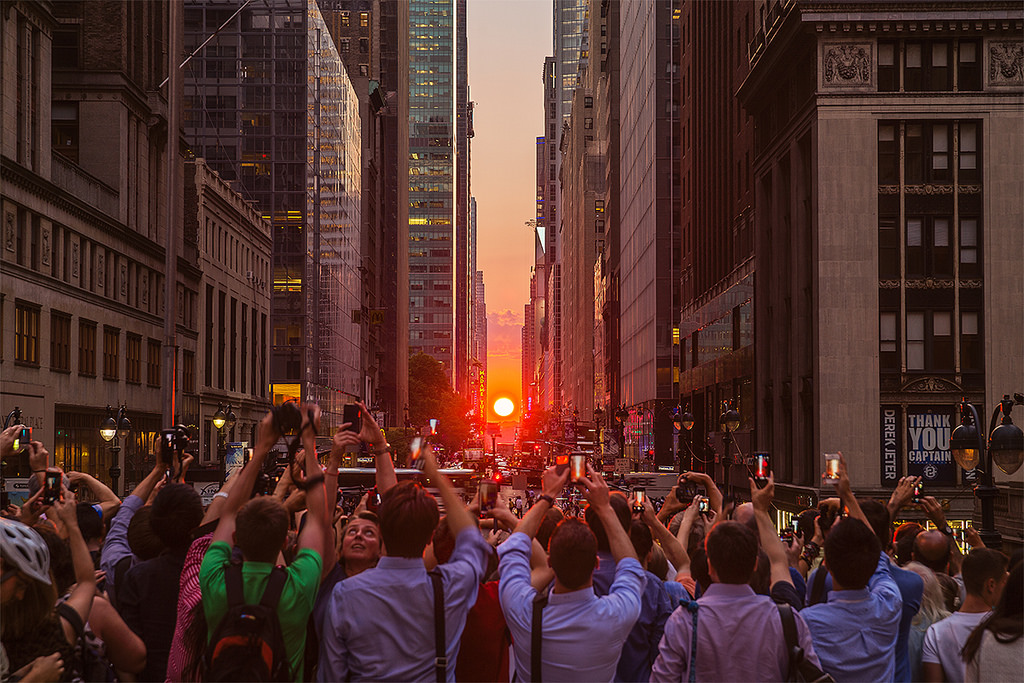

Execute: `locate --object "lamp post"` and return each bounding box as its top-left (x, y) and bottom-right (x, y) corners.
top-left (673, 404), bottom-right (695, 474)
top-left (615, 406), bottom-right (629, 471)
top-left (2, 406), bottom-right (21, 430)
top-left (593, 406), bottom-right (604, 470)
top-left (212, 403), bottom-right (233, 462)
top-left (719, 400), bottom-right (740, 496)
top-left (950, 393), bottom-right (1024, 549)
top-left (99, 404), bottom-right (131, 496)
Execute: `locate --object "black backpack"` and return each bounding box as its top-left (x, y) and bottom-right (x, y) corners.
top-left (203, 564), bottom-right (291, 682)
top-left (56, 601), bottom-right (117, 682)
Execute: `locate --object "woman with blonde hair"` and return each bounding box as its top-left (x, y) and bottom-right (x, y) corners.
top-left (904, 560), bottom-right (952, 680)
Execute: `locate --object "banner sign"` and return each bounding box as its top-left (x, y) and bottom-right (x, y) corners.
top-left (906, 406), bottom-right (957, 486)
top-left (880, 406), bottom-right (902, 488)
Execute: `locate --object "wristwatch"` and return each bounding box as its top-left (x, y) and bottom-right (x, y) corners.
top-left (938, 524), bottom-right (954, 536)
top-left (536, 494), bottom-right (555, 508)
top-left (369, 443), bottom-right (392, 455)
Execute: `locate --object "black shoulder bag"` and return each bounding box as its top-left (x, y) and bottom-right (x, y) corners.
top-left (776, 604), bottom-right (834, 682)
top-left (429, 569), bottom-right (446, 683)
top-left (530, 589), bottom-right (550, 682)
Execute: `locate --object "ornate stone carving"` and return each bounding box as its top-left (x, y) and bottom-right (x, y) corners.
top-left (878, 185), bottom-right (900, 194)
top-left (905, 184), bottom-right (953, 195)
top-left (97, 252), bottom-right (105, 290)
top-left (957, 185), bottom-right (982, 194)
top-left (959, 279), bottom-right (983, 289)
top-left (120, 263), bottom-right (127, 297)
top-left (72, 242), bottom-right (79, 278)
top-left (902, 377), bottom-right (962, 393)
top-left (41, 226), bottom-right (50, 266)
top-left (988, 41), bottom-right (1024, 86)
top-left (906, 278), bottom-right (955, 289)
top-left (4, 211), bottom-right (14, 252)
top-left (141, 272), bottom-right (149, 306)
top-left (879, 279), bottom-right (901, 289)
top-left (823, 43), bottom-right (871, 85)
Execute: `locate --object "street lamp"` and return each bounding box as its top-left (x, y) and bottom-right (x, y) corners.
top-left (2, 407), bottom-right (22, 430)
top-left (99, 404), bottom-right (131, 496)
top-left (719, 400), bottom-right (741, 496)
top-left (213, 403), bottom-right (234, 462)
top-left (950, 393), bottom-right (1024, 549)
top-left (673, 404), bottom-right (695, 474)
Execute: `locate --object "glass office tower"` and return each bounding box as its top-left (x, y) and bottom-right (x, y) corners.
top-left (184, 0), bottom-right (362, 428)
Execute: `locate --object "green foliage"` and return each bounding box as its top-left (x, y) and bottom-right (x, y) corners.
top-left (408, 353), bottom-right (472, 455)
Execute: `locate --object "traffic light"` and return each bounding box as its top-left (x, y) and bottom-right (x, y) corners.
top-left (494, 471), bottom-right (502, 483)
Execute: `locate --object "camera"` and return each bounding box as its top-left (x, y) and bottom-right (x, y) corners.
top-left (253, 451), bottom-right (289, 497)
top-left (343, 404), bottom-right (362, 434)
top-left (13, 426), bottom-right (31, 452)
top-left (43, 468), bottom-right (62, 506)
top-left (752, 452), bottom-right (770, 487)
top-left (675, 480), bottom-right (698, 502)
top-left (159, 425), bottom-right (190, 467)
top-left (273, 402), bottom-right (303, 436)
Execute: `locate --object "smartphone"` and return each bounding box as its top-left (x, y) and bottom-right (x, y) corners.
top-left (479, 479), bottom-right (498, 517)
top-left (163, 468), bottom-right (173, 485)
top-left (698, 496), bottom-right (710, 514)
top-left (781, 528), bottom-right (794, 543)
top-left (824, 453), bottom-right (840, 483)
top-left (570, 453), bottom-right (586, 482)
top-left (410, 437), bottom-right (425, 470)
top-left (159, 430), bottom-right (177, 467)
top-left (43, 468), bottom-right (62, 505)
top-left (555, 453), bottom-right (569, 475)
top-left (676, 480), bottom-right (698, 501)
top-left (343, 404), bottom-right (362, 433)
top-left (912, 480), bottom-right (923, 504)
top-left (366, 486), bottom-right (381, 513)
top-left (752, 452), bottom-right (770, 486)
top-left (13, 426), bottom-right (31, 452)
top-left (633, 487), bottom-right (646, 514)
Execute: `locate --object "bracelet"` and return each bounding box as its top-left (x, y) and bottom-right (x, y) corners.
top-left (536, 494), bottom-right (555, 508)
top-left (370, 443), bottom-right (392, 455)
top-left (800, 541), bottom-right (821, 565)
top-left (213, 492), bottom-right (229, 500)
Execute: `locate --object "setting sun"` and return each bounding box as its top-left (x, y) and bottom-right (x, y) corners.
top-left (493, 397), bottom-right (515, 417)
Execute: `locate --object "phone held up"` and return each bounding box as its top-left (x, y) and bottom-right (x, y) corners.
top-left (569, 453), bottom-right (586, 482)
top-left (752, 452), bottom-right (770, 487)
top-left (343, 404), bottom-right (362, 434)
top-left (13, 426), bottom-right (31, 452)
top-left (409, 437), bottom-right (426, 470)
top-left (478, 478), bottom-right (498, 518)
top-left (632, 487), bottom-right (646, 514)
top-left (43, 467), bottom-right (63, 505)
top-left (366, 486), bottom-right (382, 513)
top-left (824, 453), bottom-right (841, 483)
top-left (697, 496), bottom-right (710, 515)
top-left (912, 480), bottom-right (923, 504)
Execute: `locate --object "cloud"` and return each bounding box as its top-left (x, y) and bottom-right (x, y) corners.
top-left (488, 308), bottom-right (523, 328)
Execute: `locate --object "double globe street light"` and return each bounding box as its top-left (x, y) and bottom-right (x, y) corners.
top-left (100, 404), bottom-right (132, 496)
top-left (672, 405), bottom-right (695, 474)
top-left (950, 393), bottom-right (1024, 549)
top-left (212, 403), bottom-right (237, 461)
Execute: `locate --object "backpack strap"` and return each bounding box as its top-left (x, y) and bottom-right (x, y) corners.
top-left (428, 569), bottom-right (446, 683)
top-left (776, 604), bottom-right (834, 683)
top-left (530, 589), bottom-right (549, 682)
top-left (808, 566), bottom-right (828, 606)
top-left (57, 600), bottom-right (86, 639)
top-left (225, 562), bottom-right (245, 608)
top-left (680, 599), bottom-right (699, 683)
top-left (259, 566), bottom-right (288, 609)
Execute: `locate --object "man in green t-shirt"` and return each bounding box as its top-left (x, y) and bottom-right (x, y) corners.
top-left (199, 405), bottom-right (330, 681)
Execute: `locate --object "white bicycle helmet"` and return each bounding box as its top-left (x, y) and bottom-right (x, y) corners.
top-left (0, 517), bottom-right (51, 585)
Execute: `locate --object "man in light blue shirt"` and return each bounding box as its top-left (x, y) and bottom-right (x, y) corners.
top-left (498, 465), bottom-right (646, 682)
top-left (801, 518), bottom-right (903, 682)
top-left (317, 443), bottom-right (491, 682)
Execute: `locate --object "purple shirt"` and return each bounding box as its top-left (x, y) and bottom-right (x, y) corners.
top-left (650, 583), bottom-right (820, 682)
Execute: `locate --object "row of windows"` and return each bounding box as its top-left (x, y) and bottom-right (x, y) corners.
top-left (878, 120), bottom-right (980, 185)
top-left (880, 310), bottom-right (982, 373)
top-left (202, 215), bottom-right (269, 282)
top-left (13, 300), bottom-right (165, 386)
top-left (206, 284), bottom-right (268, 397)
top-left (878, 40), bottom-right (982, 93)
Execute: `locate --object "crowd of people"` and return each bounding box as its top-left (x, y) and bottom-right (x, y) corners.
top-left (1, 405), bottom-right (1020, 682)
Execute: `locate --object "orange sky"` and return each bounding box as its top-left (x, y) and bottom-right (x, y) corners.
top-left (467, 1), bottom-right (551, 421)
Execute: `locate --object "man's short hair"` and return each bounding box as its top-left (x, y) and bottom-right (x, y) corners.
top-left (705, 521), bottom-right (758, 584)
top-left (824, 518), bottom-right (881, 590)
top-left (859, 500), bottom-right (893, 550)
top-left (150, 483), bottom-right (204, 550)
top-left (75, 502), bottom-right (104, 544)
top-left (126, 506), bottom-right (164, 561)
top-left (547, 519), bottom-right (597, 590)
top-left (584, 493), bottom-right (630, 552)
top-left (629, 519), bottom-right (653, 561)
top-left (379, 481), bottom-right (440, 558)
top-left (961, 548), bottom-right (1009, 596)
top-left (537, 507), bottom-right (564, 551)
top-left (235, 497), bottom-right (290, 563)
top-left (913, 530), bottom-right (952, 574)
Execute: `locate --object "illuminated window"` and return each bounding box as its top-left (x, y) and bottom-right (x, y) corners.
top-left (15, 302), bottom-right (40, 366)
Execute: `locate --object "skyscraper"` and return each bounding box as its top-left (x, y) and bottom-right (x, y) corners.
top-left (183, 0), bottom-right (362, 429)
top-left (407, 0), bottom-right (470, 389)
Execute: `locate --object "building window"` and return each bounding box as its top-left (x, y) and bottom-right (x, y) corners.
top-left (906, 312), bottom-right (925, 370)
top-left (958, 41), bottom-right (981, 91)
top-left (14, 302), bottom-right (40, 366)
top-left (147, 339), bottom-right (161, 386)
top-left (339, 38), bottom-right (349, 53)
top-left (878, 41), bottom-right (897, 91)
top-left (52, 26), bottom-right (80, 68)
top-left (51, 102), bottom-right (79, 163)
top-left (960, 311), bottom-right (982, 372)
top-left (584, 96), bottom-right (593, 108)
top-left (904, 41), bottom-right (951, 91)
top-left (102, 327), bottom-right (119, 380)
top-left (906, 216), bottom-right (952, 277)
top-left (51, 311), bottom-right (71, 372)
top-left (877, 123), bottom-right (898, 183)
top-left (359, 12), bottom-right (369, 27)
top-left (126, 334), bottom-right (141, 384)
top-left (880, 312), bottom-right (899, 372)
top-left (340, 11), bottom-right (349, 27)
top-left (878, 211), bottom-right (899, 278)
top-left (958, 122), bottom-right (979, 183)
top-left (906, 310), bottom-right (954, 372)
top-left (959, 217), bottom-right (981, 278)
top-left (79, 320), bottom-right (96, 376)
top-left (183, 350), bottom-right (195, 394)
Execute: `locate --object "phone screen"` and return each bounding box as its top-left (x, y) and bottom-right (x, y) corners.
top-left (633, 487), bottom-right (646, 512)
top-left (343, 404), bottom-right (362, 433)
top-left (912, 481), bottom-right (923, 503)
top-left (753, 452), bottom-right (770, 484)
top-left (13, 426), bottom-right (31, 451)
top-left (410, 437), bottom-right (425, 470)
top-left (479, 479), bottom-right (498, 516)
top-left (698, 496), bottom-right (710, 514)
top-left (43, 469), bottom-right (62, 505)
top-left (570, 454), bottom-right (586, 481)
